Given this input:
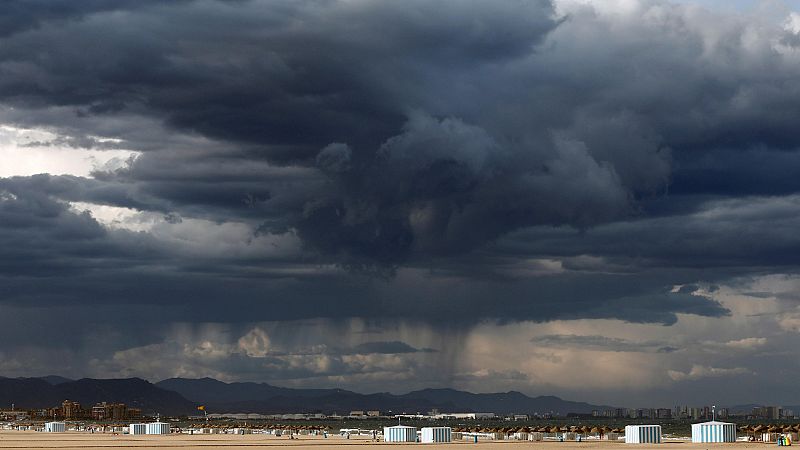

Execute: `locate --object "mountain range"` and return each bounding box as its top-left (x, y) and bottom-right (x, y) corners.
top-left (157, 377), bottom-right (611, 415)
top-left (0, 375), bottom-right (612, 416)
top-left (0, 377), bottom-right (195, 415)
top-left (4, 376), bottom-right (795, 418)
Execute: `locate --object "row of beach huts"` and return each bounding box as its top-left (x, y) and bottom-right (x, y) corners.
top-left (30, 422), bottom-right (328, 436)
top-left (40, 421), bottom-right (171, 435)
top-left (380, 421), bottom-right (740, 444)
top-left (29, 419), bottom-right (788, 444)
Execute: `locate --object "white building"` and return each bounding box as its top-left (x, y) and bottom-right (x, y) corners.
top-left (430, 412), bottom-right (495, 420)
top-left (421, 427), bottom-right (451, 443)
top-left (44, 422), bottom-right (66, 433)
top-left (691, 421), bottom-right (736, 443)
top-left (625, 425), bottom-right (661, 444)
top-left (146, 422), bottom-right (171, 435)
top-left (384, 425), bottom-right (417, 442)
top-left (129, 423), bottom-right (147, 435)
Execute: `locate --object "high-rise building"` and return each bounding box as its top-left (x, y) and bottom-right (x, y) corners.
top-left (752, 406), bottom-right (782, 420)
top-left (91, 402), bottom-right (128, 420)
top-left (61, 400), bottom-right (84, 419)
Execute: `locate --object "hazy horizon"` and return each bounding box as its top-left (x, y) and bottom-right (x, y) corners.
top-left (3, 0), bottom-right (800, 408)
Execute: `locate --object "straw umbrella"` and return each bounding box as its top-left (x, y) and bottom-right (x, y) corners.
top-left (737, 425), bottom-right (749, 436)
top-left (754, 424), bottom-right (767, 441)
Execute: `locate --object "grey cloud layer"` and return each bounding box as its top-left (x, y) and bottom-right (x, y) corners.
top-left (2, 0), bottom-right (800, 395)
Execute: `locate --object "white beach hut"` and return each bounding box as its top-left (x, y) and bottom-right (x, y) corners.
top-left (421, 427), bottom-right (451, 443)
top-left (146, 422), bottom-right (171, 435)
top-left (44, 422), bottom-right (66, 433)
top-left (384, 425), bottom-right (418, 442)
top-left (691, 421), bottom-right (736, 443)
top-left (625, 425), bottom-right (661, 444)
top-left (129, 423), bottom-right (147, 435)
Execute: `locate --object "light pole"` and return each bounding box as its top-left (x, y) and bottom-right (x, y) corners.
top-left (712, 405), bottom-right (716, 422)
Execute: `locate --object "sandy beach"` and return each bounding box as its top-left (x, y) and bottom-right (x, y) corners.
top-left (0, 432), bottom-right (782, 450)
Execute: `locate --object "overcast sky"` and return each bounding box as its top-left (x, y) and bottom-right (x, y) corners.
top-left (2, 0), bottom-right (800, 408)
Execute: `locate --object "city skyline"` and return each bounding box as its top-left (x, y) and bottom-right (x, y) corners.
top-left (3, 0), bottom-right (800, 408)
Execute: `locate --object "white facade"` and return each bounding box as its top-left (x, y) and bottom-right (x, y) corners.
top-left (384, 425), bottom-right (417, 442)
top-left (129, 423), bottom-right (147, 435)
top-left (44, 422), bottom-right (66, 433)
top-left (146, 422), bottom-right (171, 435)
top-left (421, 427), bottom-right (451, 443)
top-left (430, 412), bottom-right (495, 420)
top-left (625, 425), bottom-right (661, 444)
top-left (691, 421), bottom-right (736, 443)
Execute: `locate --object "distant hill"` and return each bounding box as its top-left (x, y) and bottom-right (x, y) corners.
top-left (38, 375), bottom-right (73, 385)
top-left (0, 377), bottom-right (56, 409)
top-left (1, 375), bottom-right (612, 416)
top-left (156, 377), bottom-right (346, 403)
top-left (0, 377), bottom-right (196, 415)
top-left (156, 377), bottom-right (612, 415)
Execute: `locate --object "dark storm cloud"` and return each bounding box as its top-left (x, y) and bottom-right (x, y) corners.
top-left (3, 0), bottom-right (800, 390)
top-left (1, 0), bottom-right (797, 269)
top-left (0, 0), bottom-right (557, 153)
top-left (494, 194), bottom-right (800, 270)
top-left (0, 0), bottom-right (641, 266)
top-left (0, 0), bottom-right (198, 38)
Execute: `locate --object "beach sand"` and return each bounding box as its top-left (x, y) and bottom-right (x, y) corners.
top-left (0, 432), bottom-right (782, 450)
